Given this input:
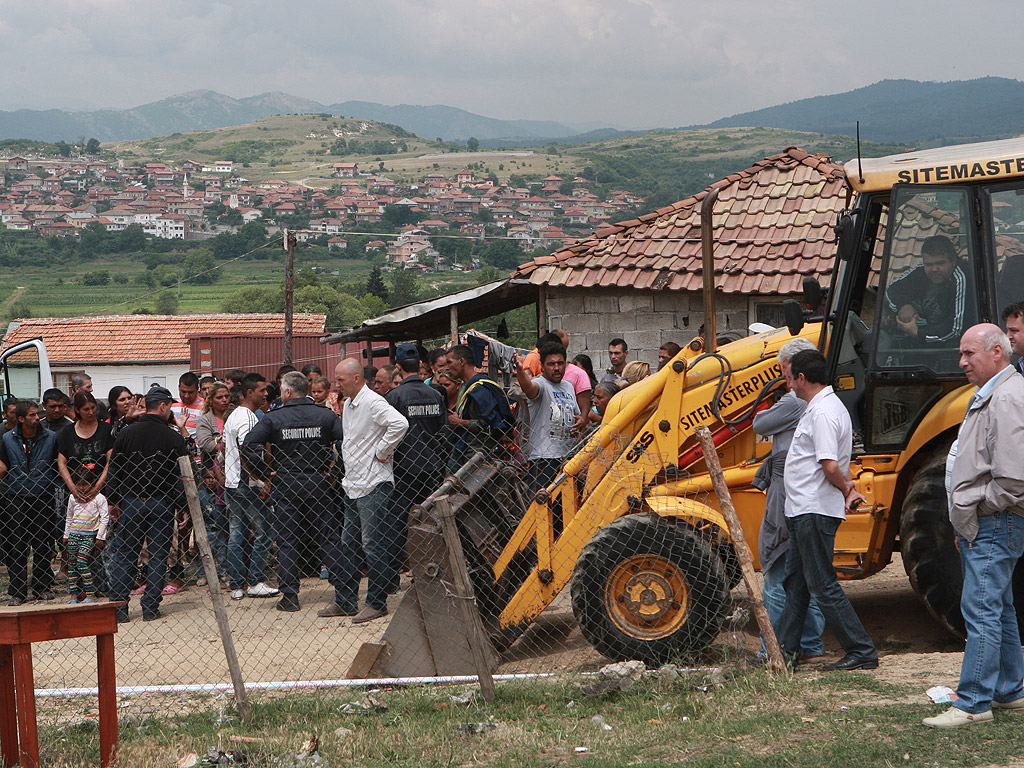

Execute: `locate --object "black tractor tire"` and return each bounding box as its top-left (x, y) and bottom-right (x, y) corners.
top-left (900, 442), bottom-right (966, 638)
top-left (570, 514), bottom-right (729, 665)
top-left (901, 441), bottom-right (1024, 639)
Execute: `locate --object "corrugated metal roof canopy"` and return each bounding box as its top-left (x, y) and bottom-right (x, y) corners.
top-left (321, 279), bottom-right (538, 344)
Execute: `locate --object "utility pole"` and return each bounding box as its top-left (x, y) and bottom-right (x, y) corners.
top-left (284, 229), bottom-right (296, 365)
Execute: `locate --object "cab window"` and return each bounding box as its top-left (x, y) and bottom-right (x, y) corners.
top-left (987, 184), bottom-right (1024, 314)
top-left (874, 186), bottom-right (978, 374)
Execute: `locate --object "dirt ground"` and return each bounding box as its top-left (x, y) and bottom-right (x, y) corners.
top-left (21, 551), bottom-right (967, 705)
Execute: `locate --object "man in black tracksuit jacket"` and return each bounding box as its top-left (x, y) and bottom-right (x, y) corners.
top-left (106, 386), bottom-right (187, 622)
top-left (385, 343), bottom-right (446, 578)
top-left (242, 371), bottom-right (344, 612)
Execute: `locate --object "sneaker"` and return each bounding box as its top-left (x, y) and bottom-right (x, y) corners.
top-left (231, 589), bottom-right (245, 601)
top-left (317, 602), bottom-right (357, 618)
top-left (351, 605), bottom-right (388, 624)
top-left (115, 606), bottom-right (130, 623)
top-left (992, 696), bottom-right (1024, 710)
top-left (247, 582), bottom-right (280, 598)
top-left (142, 609), bottom-right (162, 622)
top-left (923, 707), bottom-right (993, 728)
top-left (81, 597), bottom-right (99, 604)
top-left (276, 594), bottom-right (300, 612)
top-left (68, 596), bottom-right (81, 604)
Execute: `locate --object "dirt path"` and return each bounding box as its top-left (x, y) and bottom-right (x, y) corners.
top-left (24, 553), bottom-right (966, 704)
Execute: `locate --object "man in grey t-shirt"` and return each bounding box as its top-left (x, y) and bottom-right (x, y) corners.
top-left (515, 341), bottom-right (583, 493)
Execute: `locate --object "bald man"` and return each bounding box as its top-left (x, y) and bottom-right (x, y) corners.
top-left (924, 324), bottom-right (1024, 728)
top-left (331, 358), bottom-right (408, 624)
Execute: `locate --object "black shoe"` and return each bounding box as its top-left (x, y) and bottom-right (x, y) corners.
top-left (824, 653), bottom-right (879, 671)
top-left (115, 607), bottom-right (130, 623)
top-left (7, 597), bottom-right (26, 607)
top-left (276, 594), bottom-right (300, 612)
top-left (317, 602), bottom-right (357, 618)
top-left (142, 609), bottom-right (162, 622)
top-left (33, 590), bottom-right (55, 601)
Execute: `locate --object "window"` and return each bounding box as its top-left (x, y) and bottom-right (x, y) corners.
top-left (874, 186), bottom-right (977, 375)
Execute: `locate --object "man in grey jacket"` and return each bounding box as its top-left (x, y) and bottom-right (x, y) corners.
top-left (752, 337), bottom-right (824, 661)
top-left (924, 323), bottom-right (1024, 728)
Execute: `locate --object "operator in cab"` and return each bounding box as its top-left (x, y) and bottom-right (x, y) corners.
top-left (884, 234), bottom-right (967, 347)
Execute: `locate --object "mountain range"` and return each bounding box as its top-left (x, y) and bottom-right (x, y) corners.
top-left (0, 90), bottom-right (591, 145)
top-left (702, 77), bottom-right (1024, 145)
top-left (2, 77), bottom-right (1024, 147)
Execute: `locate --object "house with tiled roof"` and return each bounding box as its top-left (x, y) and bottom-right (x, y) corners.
top-left (2, 313), bottom-right (327, 395)
top-left (511, 146), bottom-right (847, 369)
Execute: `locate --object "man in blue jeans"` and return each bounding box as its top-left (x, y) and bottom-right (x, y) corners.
top-left (222, 373), bottom-right (278, 601)
top-left (106, 386), bottom-right (187, 622)
top-left (924, 323), bottom-right (1024, 728)
top-left (334, 358), bottom-right (408, 624)
top-left (775, 349), bottom-right (876, 671)
top-left (752, 337), bottom-right (825, 661)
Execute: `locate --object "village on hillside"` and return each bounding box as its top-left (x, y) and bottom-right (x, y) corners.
top-left (0, 153), bottom-right (647, 272)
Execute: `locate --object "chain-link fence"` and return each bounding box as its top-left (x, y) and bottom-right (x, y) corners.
top-left (0, 385), bottom-right (764, 743)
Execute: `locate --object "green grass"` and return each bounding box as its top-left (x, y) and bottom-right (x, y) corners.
top-left (38, 672), bottom-right (1024, 767)
top-left (7, 258), bottom-right (487, 321)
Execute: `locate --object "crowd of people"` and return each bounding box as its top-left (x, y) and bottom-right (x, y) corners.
top-left (0, 332), bottom-right (667, 625)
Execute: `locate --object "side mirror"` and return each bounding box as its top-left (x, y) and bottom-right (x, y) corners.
top-left (835, 212), bottom-right (857, 262)
top-left (802, 277), bottom-right (822, 310)
top-left (784, 299), bottom-right (804, 336)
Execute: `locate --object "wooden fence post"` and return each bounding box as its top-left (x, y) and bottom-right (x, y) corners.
top-left (178, 456), bottom-right (253, 719)
top-left (436, 496), bottom-right (496, 702)
top-left (694, 426), bottom-right (787, 674)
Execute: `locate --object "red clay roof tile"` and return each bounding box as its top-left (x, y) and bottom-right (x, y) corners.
top-left (3, 314), bottom-right (327, 364)
top-left (512, 147), bottom-right (846, 296)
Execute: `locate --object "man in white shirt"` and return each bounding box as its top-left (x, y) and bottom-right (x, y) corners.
top-left (776, 348), bottom-right (877, 671)
top-left (333, 358), bottom-right (409, 624)
top-left (222, 373), bottom-right (278, 601)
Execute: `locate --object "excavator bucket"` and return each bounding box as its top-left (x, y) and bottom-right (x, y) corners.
top-left (350, 453), bottom-right (529, 679)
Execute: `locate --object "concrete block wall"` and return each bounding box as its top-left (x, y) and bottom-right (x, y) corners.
top-left (546, 288), bottom-right (749, 372)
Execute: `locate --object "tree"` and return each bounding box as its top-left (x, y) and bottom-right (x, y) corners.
top-left (82, 270), bottom-right (110, 286)
top-left (382, 204), bottom-right (421, 228)
top-left (467, 137), bottom-right (479, 152)
top-left (483, 238), bottom-right (523, 270)
top-left (184, 251), bottom-right (218, 284)
top-left (365, 265), bottom-right (389, 303)
top-left (55, 140), bottom-right (71, 158)
top-left (85, 138), bottom-right (101, 154)
top-left (155, 291), bottom-right (179, 315)
top-left (116, 224), bottom-right (146, 252)
top-left (388, 268), bottom-right (420, 308)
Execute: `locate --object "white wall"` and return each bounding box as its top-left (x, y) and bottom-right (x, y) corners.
top-left (54, 363), bottom-right (188, 400)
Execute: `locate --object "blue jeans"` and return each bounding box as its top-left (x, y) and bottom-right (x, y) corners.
top-left (339, 482), bottom-right (395, 612)
top-left (226, 485), bottom-right (274, 590)
top-left (198, 485), bottom-right (228, 579)
top-left (762, 554), bottom-right (825, 657)
top-left (108, 496), bottom-right (174, 614)
top-left (955, 510), bottom-right (1024, 713)
top-left (776, 513), bottom-right (876, 659)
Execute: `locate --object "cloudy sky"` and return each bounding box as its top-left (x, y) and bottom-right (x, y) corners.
top-left (1, 0), bottom-right (1020, 128)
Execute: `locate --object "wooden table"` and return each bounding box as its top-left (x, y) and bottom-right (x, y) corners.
top-left (0, 602), bottom-right (121, 768)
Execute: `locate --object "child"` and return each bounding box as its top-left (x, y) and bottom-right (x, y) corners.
top-left (309, 376), bottom-right (332, 408)
top-left (62, 465), bottom-right (110, 603)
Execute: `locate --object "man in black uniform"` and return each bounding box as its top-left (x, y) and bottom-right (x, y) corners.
top-left (385, 343), bottom-right (446, 580)
top-left (242, 371), bottom-right (344, 613)
top-left (106, 386), bottom-right (187, 622)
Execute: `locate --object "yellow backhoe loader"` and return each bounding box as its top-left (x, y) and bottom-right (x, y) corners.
top-left (369, 136), bottom-right (1024, 675)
